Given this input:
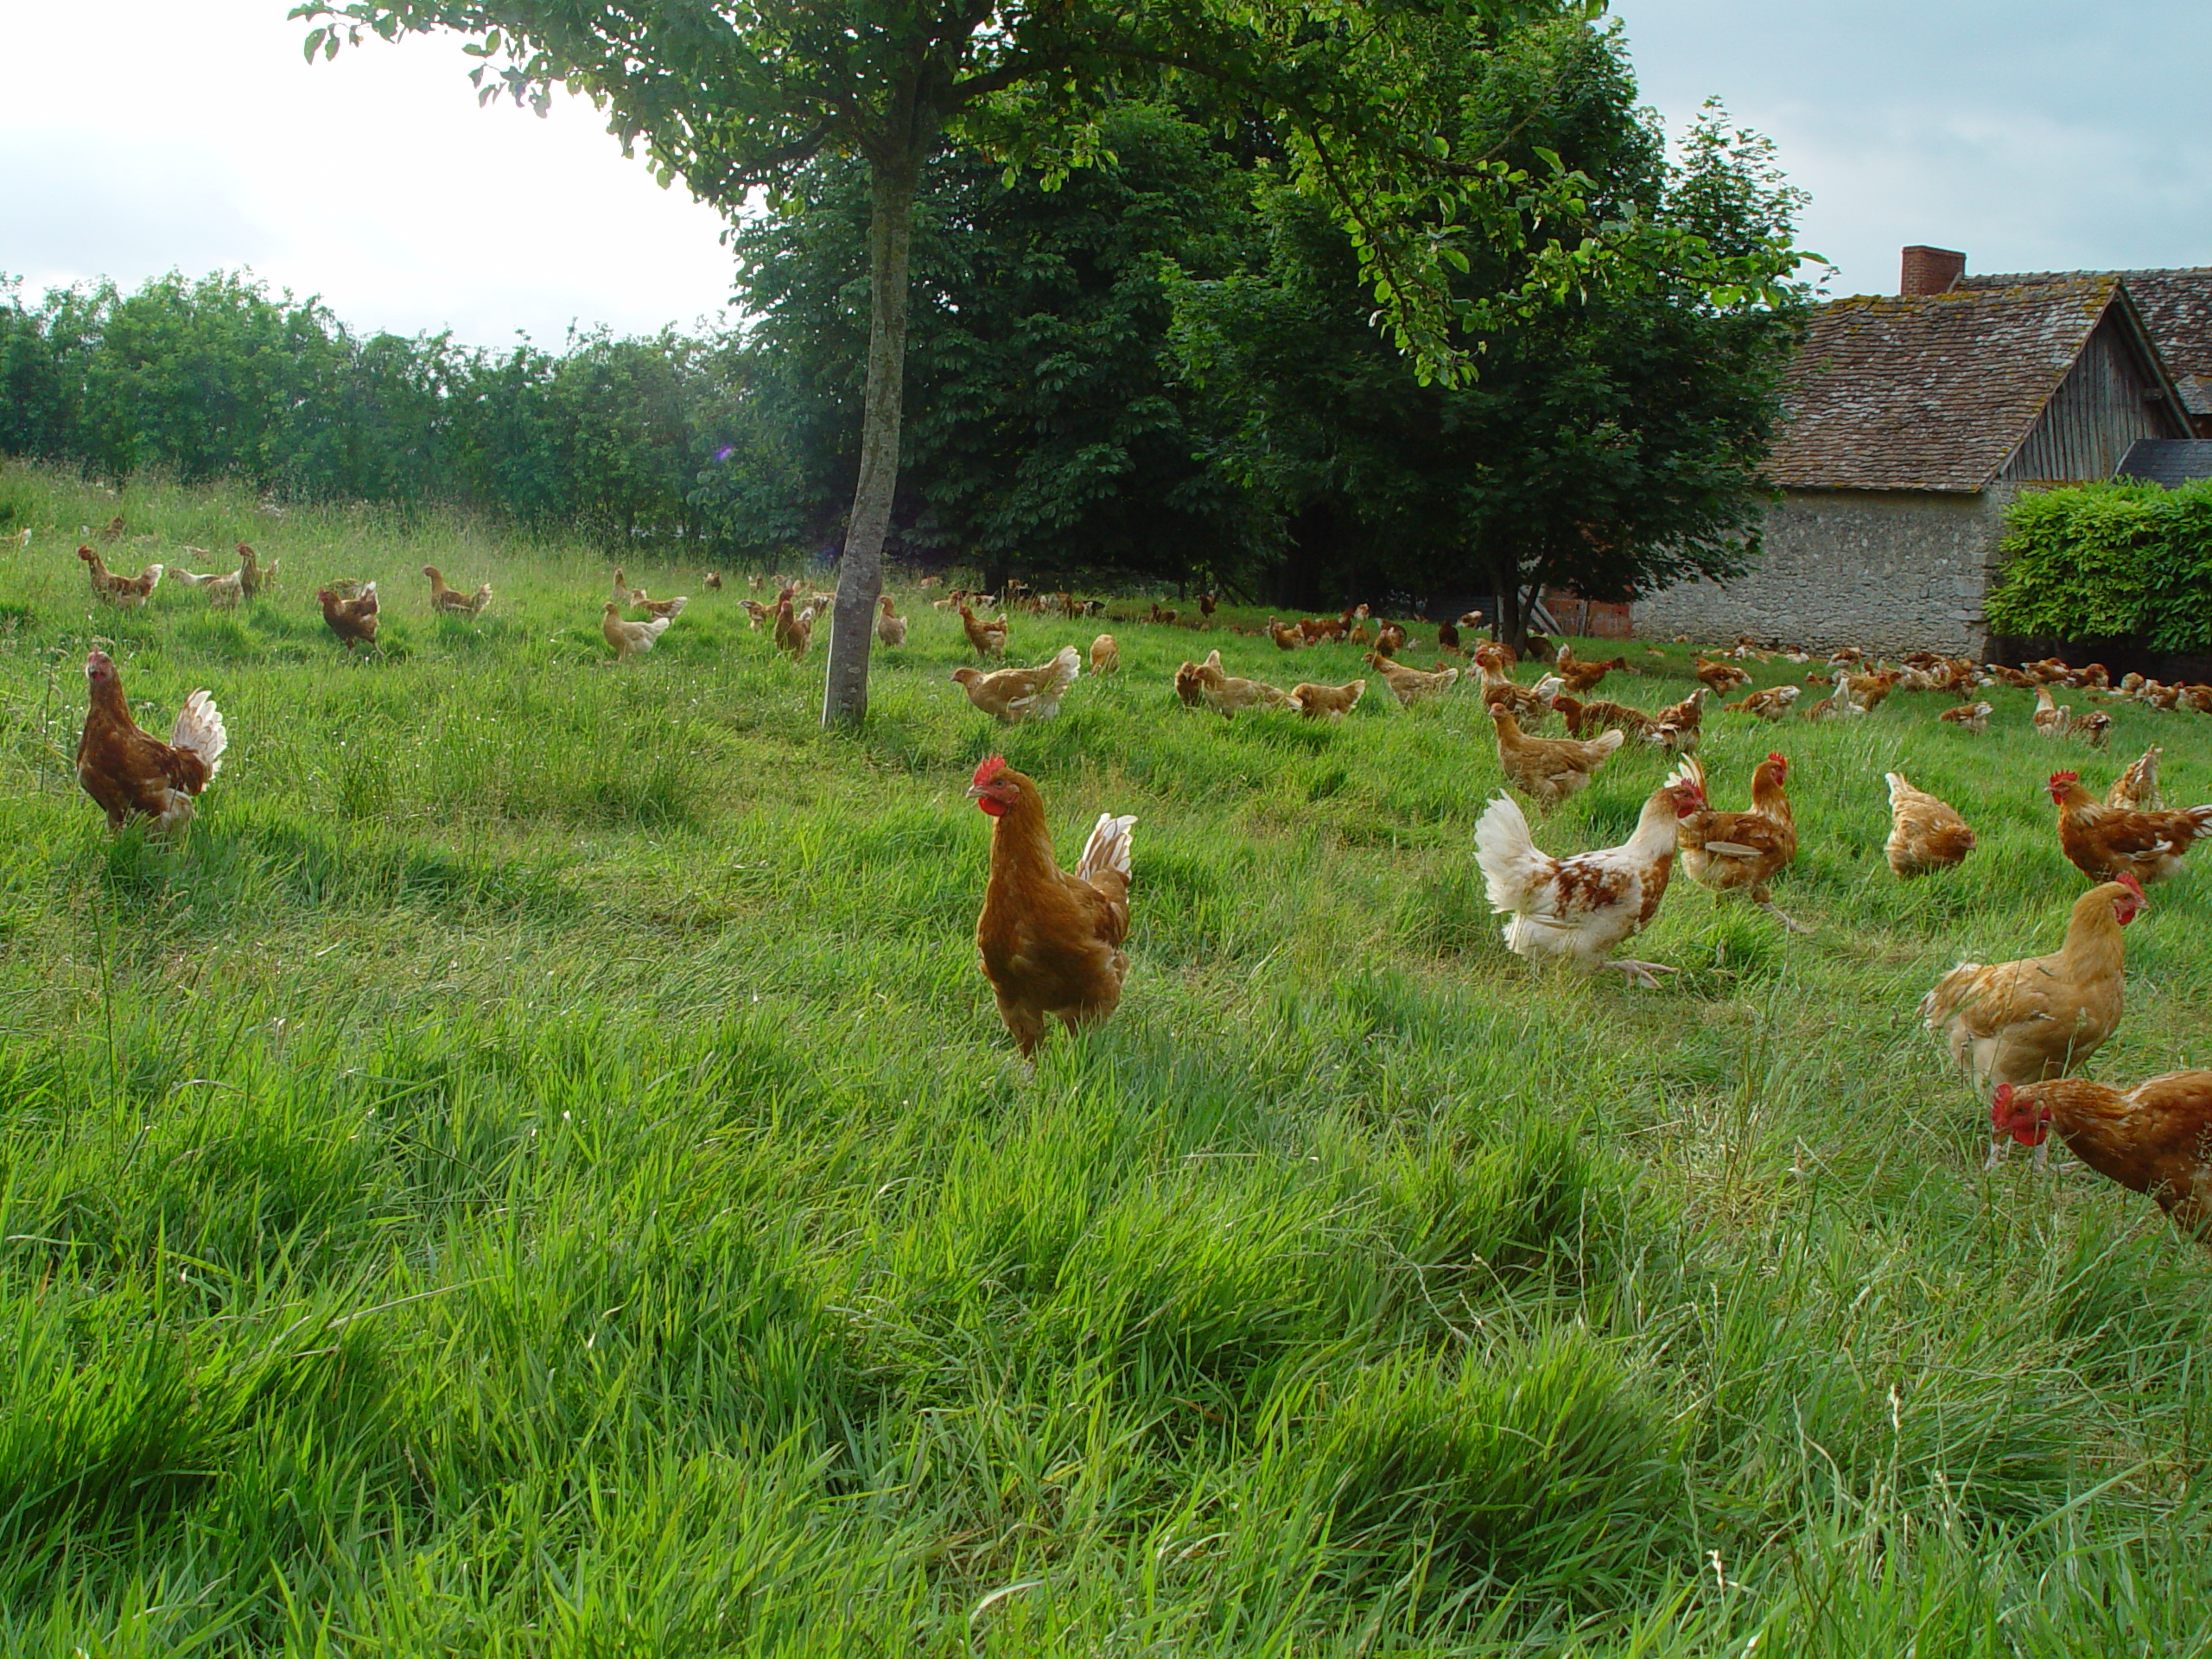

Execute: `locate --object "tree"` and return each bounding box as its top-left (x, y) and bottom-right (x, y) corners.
top-left (291, 0), bottom-right (1656, 724)
top-left (1167, 24), bottom-right (1811, 645)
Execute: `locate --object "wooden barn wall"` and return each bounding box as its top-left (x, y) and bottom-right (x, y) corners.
top-left (2000, 315), bottom-right (2181, 483)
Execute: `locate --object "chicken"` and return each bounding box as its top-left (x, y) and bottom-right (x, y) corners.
top-left (423, 565), bottom-right (493, 617)
top-left (165, 565), bottom-right (217, 588)
top-left (2031, 684), bottom-right (2068, 737)
top-left (1490, 707), bottom-right (1624, 811)
top-left (634, 594), bottom-right (689, 622)
top-left (703, 571), bottom-right (723, 590)
top-left (1291, 678), bottom-right (1365, 718)
top-left (2050, 769), bottom-right (2212, 886)
top-left (741, 599), bottom-right (770, 630)
top-left (1266, 619), bottom-right (1305, 651)
top-left (1149, 602), bottom-right (1179, 626)
top-left (1840, 669), bottom-right (1898, 713)
top-left (2107, 747), bottom-right (2162, 812)
top-left (969, 755), bottom-right (1135, 1058)
top-left (773, 595), bottom-right (812, 659)
top-left (611, 566), bottom-right (647, 607)
top-left (1940, 701), bottom-right (1993, 734)
top-left (1671, 753), bottom-right (1808, 931)
top-left (960, 602), bottom-right (1008, 658)
top-left (92, 514), bottom-right (126, 543)
top-left (1921, 875), bottom-right (2145, 1167)
top-left (1555, 695), bottom-right (1657, 741)
top-left (1478, 659), bottom-right (1553, 723)
top-left (1884, 772), bottom-right (1976, 878)
top-left (2063, 709), bottom-right (2113, 747)
top-left (1173, 660), bottom-right (1205, 706)
top-left (78, 546), bottom-right (163, 608)
top-left (952, 645), bottom-right (1081, 723)
top-left (1693, 658), bottom-right (1751, 696)
top-left (1436, 620), bottom-right (1462, 653)
top-left (1369, 654), bottom-right (1459, 708)
top-left (200, 569), bottom-right (245, 609)
top-left (1198, 591), bottom-right (1217, 617)
top-left (75, 649), bottom-right (227, 833)
top-left (1642, 687), bottom-right (1707, 752)
top-left (1472, 771), bottom-right (1708, 987)
top-left (318, 582), bottom-right (380, 651)
top-left (236, 542), bottom-right (276, 598)
top-left (1374, 622), bottom-right (1408, 658)
top-left (876, 594), bottom-right (907, 646)
top-left (1554, 645), bottom-right (1626, 696)
top-left (1991, 1072), bottom-right (2212, 1248)
top-left (1089, 632), bottom-right (1119, 675)
top-left (598, 600), bottom-right (669, 659)
top-left (1192, 651), bottom-right (1294, 715)
top-left (1725, 684), bottom-right (1800, 721)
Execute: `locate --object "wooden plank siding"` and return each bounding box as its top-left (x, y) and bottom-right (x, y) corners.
top-left (1999, 313), bottom-right (2185, 483)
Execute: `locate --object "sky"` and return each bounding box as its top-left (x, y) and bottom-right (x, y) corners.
top-left (3, 0), bottom-right (2209, 346)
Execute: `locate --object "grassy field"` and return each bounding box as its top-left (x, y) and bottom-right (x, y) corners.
top-left (3, 459), bottom-right (2211, 1656)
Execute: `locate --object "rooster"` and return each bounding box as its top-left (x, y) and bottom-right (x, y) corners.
top-left (1992, 1072), bottom-right (2212, 1249)
top-left (78, 546), bottom-right (162, 608)
top-left (1472, 771), bottom-right (1709, 987)
top-left (2050, 770), bottom-right (2212, 886)
top-left (969, 756), bottom-right (1135, 1058)
top-left (952, 645), bottom-right (1081, 723)
top-left (1672, 753), bottom-right (1808, 931)
top-left (76, 650), bottom-right (227, 832)
top-left (318, 582), bottom-right (380, 652)
top-left (1923, 876), bottom-right (2145, 1167)
top-left (1884, 772), bottom-right (1976, 877)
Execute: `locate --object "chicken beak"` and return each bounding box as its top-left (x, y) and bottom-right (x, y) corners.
top-left (964, 784), bottom-right (988, 800)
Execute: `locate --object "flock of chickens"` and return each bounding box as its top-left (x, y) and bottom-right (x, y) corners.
top-left (42, 519), bottom-right (2212, 1255)
top-left (956, 607), bottom-right (2212, 1255)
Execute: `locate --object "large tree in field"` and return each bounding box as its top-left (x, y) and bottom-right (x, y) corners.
top-left (294, 0), bottom-right (1784, 718)
top-left (1170, 24), bottom-right (1813, 645)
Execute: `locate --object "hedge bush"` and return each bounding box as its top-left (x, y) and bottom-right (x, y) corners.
top-left (1986, 479), bottom-right (2212, 651)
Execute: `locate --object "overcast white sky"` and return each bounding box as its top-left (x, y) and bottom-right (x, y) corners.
top-left (3, 0), bottom-right (2208, 346)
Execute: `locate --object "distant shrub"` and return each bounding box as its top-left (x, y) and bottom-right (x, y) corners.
top-left (1986, 479), bottom-right (2212, 650)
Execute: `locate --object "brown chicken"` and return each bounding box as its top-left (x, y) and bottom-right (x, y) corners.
top-left (1554, 694), bottom-right (1657, 741)
top-left (1992, 1071), bottom-right (2212, 1248)
top-left (78, 546), bottom-right (163, 608)
top-left (2050, 770), bottom-right (2212, 885)
top-left (1553, 645), bottom-right (1624, 696)
top-left (1291, 678), bottom-right (1365, 718)
top-left (960, 602), bottom-right (1008, 658)
top-left (634, 594), bottom-right (689, 622)
top-left (1671, 753), bottom-right (1808, 930)
top-left (423, 565), bottom-right (492, 617)
top-left (611, 566), bottom-right (647, 607)
top-left (969, 756), bottom-right (1135, 1058)
top-left (1884, 772), bottom-right (1976, 877)
top-left (1173, 660), bottom-right (1206, 706)
top-left (1939, 701), bottom-right (1993, 734)
top-left (1725, 684), bottom-right (1800, 720)
top-left (1693, 658), bottom-right (1751, 696)
top-left (1149, 602), bottom-right (1179, 626)
top-left (602, 601), bottom-right (672, 659)
top-left (953, 645), bottom-right (1081, 723)
top-left (1491, 707), bottom-right (1624, 811)
top-left (1373, 621), bottom-right (1408, 658)
top-left (772, 595), bottom-right (812, 658)
top-left (703, 570), bottom-right (723, 590)
top-left (1266, 618), bottom-right (1304, 651)
top-left (76, 649), bottom-right (227, 832)
top-left (876, 594), bottom-right (907, 646)
top-left (235, 543), bottom-right (276, 597)
top-left (1643, 687), bottom-right (1707, 752)
top-left (1089, 632), bottom-right (1119, 675)
top-left (2107, 747), bottom-right (2161, 812)
top-left (1922, 875), bottom-right (2145, 1166)
top-left (1368, 653), bottom-right (1458, 708)
top-left (1192, 652), bottom-right (1294, 715)
top-left (319, 582), bottom-right (380, 651)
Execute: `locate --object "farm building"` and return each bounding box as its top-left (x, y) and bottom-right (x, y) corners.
top-left (1633, 247), bottom-right (2205, 655)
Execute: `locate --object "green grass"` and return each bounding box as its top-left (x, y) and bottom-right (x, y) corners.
top-left (3, 459), bottom-right (2211, 1655)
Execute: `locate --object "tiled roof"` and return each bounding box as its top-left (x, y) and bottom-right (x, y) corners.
top-left (1773, 277), bottom-right (2120, 492)
top-left (1961, 267), bottom-right (2212, 416)
top-left (2115, 439), bottom-right (2212, 486)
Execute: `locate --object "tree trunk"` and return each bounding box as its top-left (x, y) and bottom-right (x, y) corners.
top-left (820, 143), bottom-right (924, 728)
top-left (1492, 556), bottom-right (1526, 651)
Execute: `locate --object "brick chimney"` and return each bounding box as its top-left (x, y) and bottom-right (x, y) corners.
top-left (1901, 245), bottom-right (1966, 296)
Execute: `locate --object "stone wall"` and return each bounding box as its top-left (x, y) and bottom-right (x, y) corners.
top-left (1631, 486), bottom-right (2015, 656)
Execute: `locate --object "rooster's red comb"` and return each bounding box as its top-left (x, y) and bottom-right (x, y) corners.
top-left (1990, 1083), bottom-right (2012, 1125)
top-left (2050, 770), bottom-right (2080, 785)
top-left (2118, 870), bottom-right (2145, 898)
top-left (1767, 751), bottom-right (1787, 768)
top-left (972, 754), bottom-right (1008, 788)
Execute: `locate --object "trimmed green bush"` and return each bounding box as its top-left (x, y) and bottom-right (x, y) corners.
top-left (1986, 479), bottom-right (2212, 651)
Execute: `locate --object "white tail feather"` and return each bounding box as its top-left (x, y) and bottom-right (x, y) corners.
top-left (1472, 792), bottom-right (1548, 913)
top-left (169, 690), bottom-right (227, 774)
top-left (1077, 811), bottom-right (1135, 883)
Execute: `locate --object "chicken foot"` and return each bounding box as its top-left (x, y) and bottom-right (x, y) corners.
top-left (1603, 959), bottom-right (1680, 990)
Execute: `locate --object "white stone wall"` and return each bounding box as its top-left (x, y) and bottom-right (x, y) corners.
top-left (1631, 486), bottom-right (2014, 657)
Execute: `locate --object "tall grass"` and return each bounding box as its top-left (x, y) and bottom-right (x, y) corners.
top-left (3, 459), bottom-right (2210, 1653)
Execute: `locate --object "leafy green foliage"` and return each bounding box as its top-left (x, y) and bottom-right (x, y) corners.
top-left (1986, 479), bottom-right (2212, 650)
